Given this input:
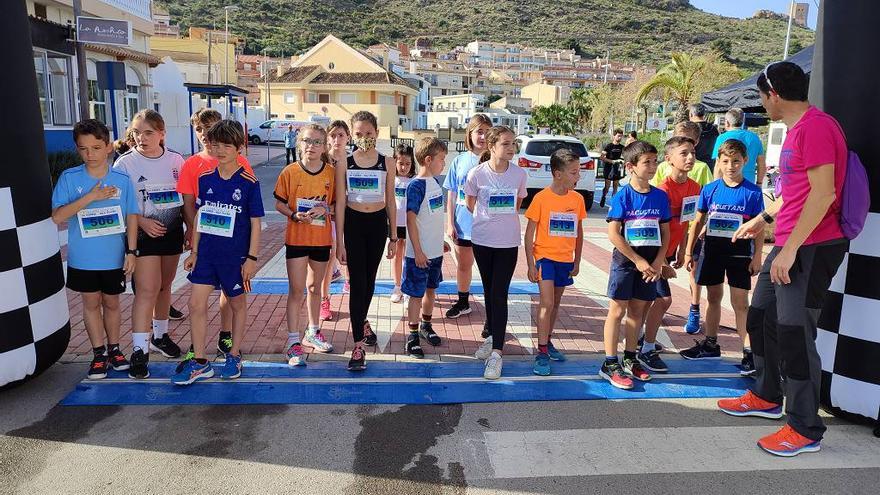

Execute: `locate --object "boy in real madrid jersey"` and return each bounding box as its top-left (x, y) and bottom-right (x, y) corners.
top-left (173, 120), bottom-right (265, 385)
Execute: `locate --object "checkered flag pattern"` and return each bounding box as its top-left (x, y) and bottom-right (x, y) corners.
top-left (818, 212), bottom-right (880, 421)
top-left (0, 186), bottom-right (70, 387)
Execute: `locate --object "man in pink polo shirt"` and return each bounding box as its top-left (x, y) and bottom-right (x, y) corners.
top-left (716, 62), bottom-right (849, 457)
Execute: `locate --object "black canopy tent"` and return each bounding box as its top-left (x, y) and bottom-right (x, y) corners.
top-left (700, 45), bottom-right (814, 113)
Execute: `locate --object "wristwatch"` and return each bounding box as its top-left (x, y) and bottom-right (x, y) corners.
top-left (125, 248), bottom-right (139, 256)
top-left (290, 212), bottom-right (299, 223)
top-left (761, 211), bottom-right (775, 224)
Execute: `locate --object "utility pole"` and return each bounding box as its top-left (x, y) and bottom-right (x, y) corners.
top-left (207, 31), bottom-right (212, 84)
top-left (72, 0), bottom-right (90, 120)
top-left (783, 0), bottom-right (795, 59)
top-left (224, 6), bottom-right (240, 86)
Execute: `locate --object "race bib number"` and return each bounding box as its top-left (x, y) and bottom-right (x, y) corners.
top-left (707, 211), bottom-right (742, 238)
top-left (487, 188), bottom-right (516, 215)
top-left (145, 183), bottom-right (182, 209)
top-left (347, 169), bottom-right (383, 201)
top-left (77, 206), bottom-right (125, 238)
top-left (296, 199), bottom-right (326, 227)
top-left (680, 195), bottom-right (699, 223)
top-left (394, 185), bottom-right (407, 199)
top-left (196, 205), bottom-right (236, 238)
top-left (427, 188), bottom-right (444, 213)
top-left (625, 218), bottom-right (661, 247)
top-left (457, 187), bottom-right (467, 206)
top-left (549, 212), bottom-right (578, 238)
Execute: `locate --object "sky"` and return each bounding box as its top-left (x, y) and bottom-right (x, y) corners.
top-left (689, 0), bottom-right (818, 29)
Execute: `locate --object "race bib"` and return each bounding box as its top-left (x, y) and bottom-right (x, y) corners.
top-left (457, 187), bottom-right (467, 206)
top-left (145, 183), bottom-right (182, 209)
top-left (625, 218), bottom-right (661, 247)
top-left (427, 188), bottom-right (444, 213)
top-left (549, 212), bottom-right (578, 238)
top-left (394, 185), bottom-right (407, 199)
top-left (296, 199), bottom-right (326, 227)
top-left (487, 188), bottom-right (516, 215)
top-left (196, 205), bottom-right (237, 238)
top-left (347, 169), bottom-right (383, 201)
top-left (707, 211), bottom-right (742, 238)
top-left (680, 195), bottom-right (699, 223)
top-left (77, 206), bottom-right (125, 238)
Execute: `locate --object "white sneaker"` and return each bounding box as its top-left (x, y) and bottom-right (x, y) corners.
top-left (474, 336), bottom-right (493, 360)
top-left (484, 351), bottom-right (503, 380)
top-left (304, 330), bottom-right (333, 353)
top-left (390, 287), bottom-right (403, 303)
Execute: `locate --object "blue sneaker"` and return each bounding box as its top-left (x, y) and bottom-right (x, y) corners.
top-left (685, 307), bottom-right (702, 334)
top-left (547, 342), bottom-right (566, 362)
top-left (170, 359), bottom-right (214, 385)
top-left (220, 353), bottom-right (242, 379)
top-left (533, 353), bottom-right (551, 376)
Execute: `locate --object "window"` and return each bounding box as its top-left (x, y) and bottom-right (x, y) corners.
top-left (328, 62), bottom-right (335, 70)
top-left (283, 92), bottom-right (295, 104)
top-left (34, 3), bottom-right (47, 19)
top-left (524, 140), bottom-right (588, 158)
top-left (318, 93), bottom-right (330, 104)
top-left (306, 91), bottom-right (318, 103)
top-left (378, 94), bottom-right (394, 105)
top-left (33, 50), bottom-right (74, 125)
top-left (87, 80), bottom-right (106, 123)
top-left (284, 113), bottom-right (296, 119)
top-left (244, 63), bottom-right (253, 71)
top-left (125, 85), bottom-right (139, 123)
top-left (339, 93), bottom-right (357, 104)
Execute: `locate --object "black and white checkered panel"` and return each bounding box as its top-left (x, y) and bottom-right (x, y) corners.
top-left (818, 212), bottom-right (880, 422)
top-left (0, 186), bottom-right (70, 387)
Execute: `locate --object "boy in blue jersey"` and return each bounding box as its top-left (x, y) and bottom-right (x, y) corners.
top-left (51, 119), bottom-right (140, 380)
top-left (683, 139), bottom-right (764, 374)
top-left (173, 120), bottom-right (264, 385)
top-left (600, 141), bottom-right (671, 390)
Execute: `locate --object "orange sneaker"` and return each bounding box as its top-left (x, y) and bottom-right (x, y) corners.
top-left (718, 391), bottom-right (783, 419)
top-left (758, 424), bottom-right (821, 457)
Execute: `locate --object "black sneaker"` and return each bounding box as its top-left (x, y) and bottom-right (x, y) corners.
top-left (679, 338), bottom-right (721, 360)
top-left (217, 331), bottom-right (233, 354)
top-left (637, 350), bottom-right (669, 373)
top-left (419, 322), bottom-right (441, 346)
top-left (405, 333), bottom-right (424, 358)
top-left (168, 305), bottom-right (185, 321)
top-left (108, 347), bottom-right (130, 371)
top-left (87, 354), bottom-right (109, 380)
top-left (481, 324), bottom-right (490, 339)
top-left (150, 334), bottom-right (182, 358)
top-left (599, 196), bottom-right (606, 209)
top-left (362, 321), bottom-right (377, 346)
top-left (128, 347), bottom-right (150, 379)
top-left (445, 301), bottom-right (472, 319)
top-left (740, 351), bottom-right (756, 377)
top-left (637, 335), bottom-right (663, 353)
top-left (348, 343), bottom-right (366, 371)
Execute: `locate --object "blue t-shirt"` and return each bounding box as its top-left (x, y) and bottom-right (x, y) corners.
top-left (405, 177), bottom-right (445, 259)
top-left (195, 167), bottom-right (265, 264)
top-left (52, 164), bottom-right (139, 271)
top-left (711, 129), bottom-right (765, 183)
top-left (442, 151), bottom-right (480, 240)
top-left (607, 184), bottom-right (672, 263)
top-left (698, 178), bottom-right (764, 257)
top-left (284, 130), bottom-right (297, 149)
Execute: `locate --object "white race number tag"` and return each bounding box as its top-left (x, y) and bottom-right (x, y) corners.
top-left (196, 205), bottom-right (237, 238)
top-left (296, 199), bottom-right (326, 227)
top-left (487, 188), bottom-right (516, 215)
top-left (347, 169), bottom-right (384, 202)
top-left (427, 188), bottom-right (444, 214)
top-left (77, 206), bottom-right (125, 238)
top-left (625, 218), bottom-right (661, 247)
top-left (549, 212), bottom-right (578, 238)
top-left (706, 211), bottom-right (742, 238)
top-left (145, 183), bottom-right (182, 209)
top-left (680, 195), bottom-right (699, 223)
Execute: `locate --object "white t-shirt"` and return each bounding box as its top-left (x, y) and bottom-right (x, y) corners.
top-left (463, 161), bottom-right (528, 248)
top-left (394, 176), bottom-right (412, 228)
top-left (405, 177), bottom-right (445, 259)
top-left (113, 148), bottom-right (185, 230)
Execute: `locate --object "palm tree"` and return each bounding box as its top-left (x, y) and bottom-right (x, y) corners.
top-left (637, 52), bottom-right (707, 124)
top-left (567, 88), bottom-right (593, 134)
top-left (530, 104), bottom-right (576, 135)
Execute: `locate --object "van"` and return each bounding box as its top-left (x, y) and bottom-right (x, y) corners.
top-left (248, 116), bottom-right (335, 145)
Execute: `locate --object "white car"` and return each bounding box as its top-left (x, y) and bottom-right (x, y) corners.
top-left (515, 134), bottom-right (597, 210)
top-left (248, 115), bottom-right (331, 145)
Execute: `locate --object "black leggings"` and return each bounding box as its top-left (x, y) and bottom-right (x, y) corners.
top-left (472, 244), bottom-right (518, 351)
top-left (344, 207), bottom-right (388, 341)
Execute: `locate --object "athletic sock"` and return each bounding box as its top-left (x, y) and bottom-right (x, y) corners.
top-left (152, 319), bottom-right (168, 339)
top-left (421, 314), bottom-right (432, 322)
top-left (743, 346), bottom-right (752, 354)
top-left (93, 345), bottom-right (106, 357)
top-left (604, 355), bottom-right (618, 364)
top-left (690, 304), bottom-right (700, 312)
top-left (640, 340), bottom-right (655, 355)
top-left (623, 350), bottom-right (637, 361)
top-left (706, 336), bottom-right (718, 347)
top-left (107, 343), bottom-right (120, 354)
top-left (132, 332), bottom-right (150, 352)
top-left (457, 291), bottom-right (469, 305)
top-left (287, 332), bottom-right (300, 347)
top-left (538, 344), bottom-right (549, 355)
top-left (408, 322), bottom-right (419, 331)
top-left (307, 324), bottom-right (319, 335)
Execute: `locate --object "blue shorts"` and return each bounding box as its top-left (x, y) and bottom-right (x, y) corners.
top-left (607, 258), bottom-right (657, 302)
top-left (655, 256), bottom-right (676, 298)
top-left (536, 258), bottom-right (574, 287)
top-left (402, 256), bottom-right (443, 298)
top-left (188, 259), bottom-right (246, 298)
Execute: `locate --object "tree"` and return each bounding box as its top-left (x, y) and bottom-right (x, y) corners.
top-left (710, 38), bottom-right (732, 59)
top-left (530, 104), bottom-right (576, 135)
top-left (567, 88), bottom-right (593, 133)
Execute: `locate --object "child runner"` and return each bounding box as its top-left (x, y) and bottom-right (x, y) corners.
top-left (52, 119), bottom-right (139, 379)
top-left (319, 120), bottom-right (350, 321)
top-left (600, 141), bottom-right (671, 390)
top-left (466, 126), bottom-right (528, 380)
top-left (274, 124), bottom-right (336, 366)
top-left (638, 136), bottom-right (702, 373)
top-left (683, 139), bottom-right (764, 375)
top-left (599, 129), bottom-right (625, 208)
top-left (335, 111), bottom-right (397, 371)
top-left (114, 109), bottom-right (185, 379)
top-left (391, 144), bottom-right (416, 303)
top-left (401, 138), bottom-right (448, 357)
top-left (524, 149), bottom-right (586, 376)
top-left (443, 114), bottom-right (492, 322)
top-left (172, 120), bottom-right (263, 384)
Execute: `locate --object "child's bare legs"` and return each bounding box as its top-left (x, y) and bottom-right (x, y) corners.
top-left (187, 284), bottom-right (215, 359)
top-left (286, 257), bottom-right (309, 342)
top-left (153, 254), bottom-right (181, 322)
top-left (624, 300), bottom-right (650, 353)
top-left (536, 281), bottom-right (561, 347)
top-left (644, 296), bottom-right (672, 345)
top-left (393, 239), bottom-right (406, 288)
top-left (305, 259), bottom-right (328, 328)
top-left (81, 293), bottom-right (107, 348)
top-left (102, 293), bottom-right (121, 345)
top-left (729, 287), bottom-right (751, 350)
top-left (227, 292), bottom-right (247, 356)
top-left (455, 244), bottom-right (474, 293)
top-left (603, 300), bottom-right (628, 357)
top-left (704, 284), bottom-right (724, 339)
top-left (321, 244), bottom-right (335, 299)
top-left (219, 292), bottom-right (232, 334)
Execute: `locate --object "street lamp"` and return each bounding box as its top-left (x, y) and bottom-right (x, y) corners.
top-left (224, 5), bottom-right (240, 86)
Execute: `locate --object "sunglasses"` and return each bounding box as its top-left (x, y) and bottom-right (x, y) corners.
top-left (302, 138), bottom-right (326, 147)
top-left (761, 62), bottom-right (778, 93)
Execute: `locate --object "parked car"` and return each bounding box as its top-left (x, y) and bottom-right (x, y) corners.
top-left (515, 134), bottom-right (597, 210)
top-left (248, 115), bottom-right (331, 145)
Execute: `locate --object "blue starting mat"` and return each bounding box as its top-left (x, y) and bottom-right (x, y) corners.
top-left (248, 279), bottom-right (540, 295)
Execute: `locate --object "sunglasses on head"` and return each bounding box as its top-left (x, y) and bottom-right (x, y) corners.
top-left (762, 62), bottom-right (778, 93)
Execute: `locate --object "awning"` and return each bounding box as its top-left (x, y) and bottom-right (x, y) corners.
top-left (84, 43), bottom-right (161, 67)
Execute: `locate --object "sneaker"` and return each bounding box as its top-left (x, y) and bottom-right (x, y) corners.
top-left (740, 351), bottom-right (756, 377)
top-left (405, 333), bottom-right (424, 358)
top-left (484, 351), bottom-right (503, 380)
top-left (685, 307), bottom-right (701, 334)
top-left (362, 321), bottom-right (377, 346)
top-left (331, 269), bottom-right (344, 283)
top-left (419, 321), bottom-right (441, 346)
top-left (320, 298), bottom-right (333, 321)
top-left (679, 338), bottom-right (721, 360)
top-left (87, 354), bottom-right (109, 380)
top-left (474, 336), bottom-right (493, 360)
top-left (481, 324), bottom-right (490, 339)
top-left (637, 349), bottom-right (669, 373)
top-left (599, 360), bottom-right (634, 390)
top-left (717, 390), bottom-right (783, 419)
top-left (390, 287), bottom-right (403, 303)
top-left (108, 347), bottom-right (130, 371)
top-left (343, 280), bottom-right (350, 293)
top-left (348, 343), bottom-right (366, 371)
top-left (217, 332), bottom-right (233, 354)
top-left (168, 305), bottom-right (185, 321)
top-left (305, 330), bottom-right (334, 353)
top-left (637, 335), bottom-right (663, 353)
top-left (170, 359), bottom-right (214, 385)
top-left (599, 195), bottom-right (606, 209)
top-left (150, 333), bottom-right (182, 358)
top-left (757, 424), bottom-right (821, 457)
top-left (445, 301), bottom-right (472, 319)
top-left (176, 346), bottom-right (195, 373)
top-left (128, 347), bottom-right (150, 379)
top-left (533, 353), bottom-right (551, 376)
top-left (547, 342), bottom-right (566, 362)
top-left (623, 356), bottom-right (652, 381)
top-left (287, 342), bottom-right (306, 366)
top-left (220, 353), bottom-right (242, 379)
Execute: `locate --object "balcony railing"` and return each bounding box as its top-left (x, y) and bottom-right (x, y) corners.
top-left (99, 0), bottom-right (152, 22)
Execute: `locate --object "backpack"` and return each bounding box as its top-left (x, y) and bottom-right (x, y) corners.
top-left (839, 150), bottom-right (871, 239)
